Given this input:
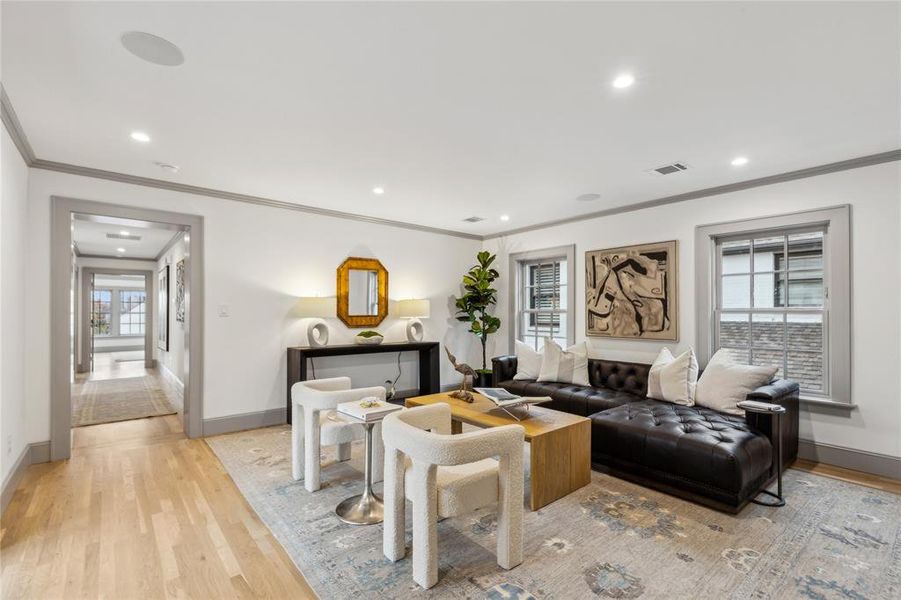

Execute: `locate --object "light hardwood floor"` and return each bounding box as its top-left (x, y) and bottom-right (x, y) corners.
top-left (3, 415), bottom-right (897, 600)
top-left (0, 415), bottom-right (316, 600)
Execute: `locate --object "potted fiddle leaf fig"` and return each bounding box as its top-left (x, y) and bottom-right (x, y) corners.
top-left (454, 251), bottom-right (501, 387)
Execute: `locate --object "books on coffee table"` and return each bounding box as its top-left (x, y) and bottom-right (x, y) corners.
top-left (473, 388), bottom-right (551, 409)
top-left (336, 398), bottom-right (403, 422)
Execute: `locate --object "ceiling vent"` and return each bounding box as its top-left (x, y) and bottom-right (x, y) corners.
top-left (106, 233), bottom-right (142, 241)
top-left (650, 162), bottom-right (689, 175)
top-left (462, 216), bottom-right (485, 223)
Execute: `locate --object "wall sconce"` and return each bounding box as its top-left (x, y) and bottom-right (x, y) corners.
top-left (296, 296), bottom-right (336, 347)
top-left (396, 299), bottom-right (430, 342)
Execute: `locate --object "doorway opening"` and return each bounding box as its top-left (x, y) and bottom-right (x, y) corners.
top-left (51, 197), bottom-right (204, 461)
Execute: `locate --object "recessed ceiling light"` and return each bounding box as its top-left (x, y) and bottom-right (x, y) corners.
top-left (116, 247), bottom-right (126, 253)
top-left (121, 31), bottom-right (185, 67)
top-left (576, 193), bottom-right (601, 202)
top-left (130, 131), bottom-right (151, 143)
top-left (500, 214), bottom-right (510, 222)
top-left (612, 73), bottom-right (635, 89)
top-left (731, 156), bottom-right (749, 166)
top-left (120, 230), bottom-right (130, 236)
top-left (372, 186), bottom-right (385, 195)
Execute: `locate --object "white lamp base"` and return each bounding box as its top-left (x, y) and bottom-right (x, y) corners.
top-left (307, 319), bottom-right (329, 347)
top-left (405, 318), bottom-right (424, 342)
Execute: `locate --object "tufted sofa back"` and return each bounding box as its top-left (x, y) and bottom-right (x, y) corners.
top-left (587, 359), bottom-right (650, 397)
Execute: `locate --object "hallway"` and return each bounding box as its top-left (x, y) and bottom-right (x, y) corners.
top-left (72, 360), bottom-right (179, 428)
top-left (0, 415), bottom-right (315, 599)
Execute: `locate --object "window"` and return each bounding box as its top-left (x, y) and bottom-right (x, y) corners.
top-left (716, 228), bottom-right (826, 394)
top-left (509, 246), bottom-right (575, 351)
top-left (119, 290), bottom-right (147, 335)
top-left (91, 286), bottom-right (146, 337)
top-left (91, 289), bottom-right (112, 336)
top-left (696, 206), bottom-right (851, 405)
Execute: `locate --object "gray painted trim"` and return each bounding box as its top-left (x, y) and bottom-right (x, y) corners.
top-left (31, 159), bottom-right (482, 241)
top-left (51, 197), bottom-right (205, 462)
top-left (203, 408), bottom-right (287, 437)
top-left (0, 84), bottom-right (36, 164)
top-left (798, 440), bottom-right (901, 480)
top-left (694, 205), bottom-right (852, 405)
top-left (29, 441), bottom-right (51, 464)
top-left (507, 245), bottom-right (576, 352)
top-left (78, 267), bottom-right (154, 373)
top-left (77, 253), bottom-right (158, 261)
top-left (155, 231), bottom-right (186, 262)
top-left (3, 87), bottom-right (899, 241)
top-left (1, 442), bottom-right (52, 515)
top-left (484, 150), bottom-right (901, 240)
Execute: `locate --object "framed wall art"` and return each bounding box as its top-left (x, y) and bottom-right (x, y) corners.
top-left (585, 240), bottom-right (678, 340)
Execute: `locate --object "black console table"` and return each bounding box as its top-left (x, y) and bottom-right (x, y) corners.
top-left (286, 341), bottom-right (441, 424)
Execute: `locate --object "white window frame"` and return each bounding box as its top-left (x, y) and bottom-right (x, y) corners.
top-left (695, 205), bottom-right (851, 406)
top-left (508, 245), bottom-right (576, 351)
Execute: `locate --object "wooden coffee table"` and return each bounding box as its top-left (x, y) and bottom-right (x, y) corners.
top-left (405, 393), bottom-right (591, 510)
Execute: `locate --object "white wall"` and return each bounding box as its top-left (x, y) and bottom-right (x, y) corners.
top-left (1, 127), bottom-right (30, 482)
top-left (483, 162), bottom-right (901, 459)
top-left (24, 169), bottom-right (481, 444)
top-left (156, 233), bottom-right (187, 390)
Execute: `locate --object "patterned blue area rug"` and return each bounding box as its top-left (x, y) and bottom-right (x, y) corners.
top-left (206, 426), bottom-right (900, 599)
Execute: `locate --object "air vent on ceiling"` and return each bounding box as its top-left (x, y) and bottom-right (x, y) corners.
top-left (106, 233), bottom-right (142, 241)
top-left (651, 162), bottom-right (689, 175)
top-left (462, 216), bottom-right (486, 223)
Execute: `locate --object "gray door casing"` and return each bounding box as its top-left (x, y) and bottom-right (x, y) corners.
top-left (51, 196), bottom-right (204, 460)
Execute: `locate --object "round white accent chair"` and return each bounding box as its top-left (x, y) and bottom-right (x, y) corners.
top-left (291, 377), bottom-right (386, 492)
top-left (381, 403), bottom-right (525, 589)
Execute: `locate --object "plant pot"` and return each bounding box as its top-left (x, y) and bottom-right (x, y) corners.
top-left (475, 371), bottom-right (493, 388)
top-left (355, 334), bottom-right (384, 345)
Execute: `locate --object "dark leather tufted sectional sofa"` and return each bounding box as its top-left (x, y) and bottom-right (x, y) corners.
top-left (492, 355), bottom-right (799, 513)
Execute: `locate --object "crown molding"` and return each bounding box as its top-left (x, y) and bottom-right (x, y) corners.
top-left (30, 159), bottom-right (483, 241)
top-left (482, 149), bottom-right (901, 240)
top-left (0, 84), bottom-right (36, 165)
top-left (4, 85), bottom-right (899, 243)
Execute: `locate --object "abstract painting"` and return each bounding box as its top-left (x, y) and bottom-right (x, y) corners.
top-left (585, 241), bottom-right (678, 340)
top-left (175, 259), bottom-right (186, 323)
top-left (158, 265), bottom-right (169, 351)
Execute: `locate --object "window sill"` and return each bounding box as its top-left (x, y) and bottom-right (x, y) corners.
top-left (799, 395), bottom-right (857, 410)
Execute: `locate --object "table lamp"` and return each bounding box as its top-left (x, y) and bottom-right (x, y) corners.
top-left (296, 296), bottom-right (336, 347)
top-left (397, 298), bottom-right (430, 342)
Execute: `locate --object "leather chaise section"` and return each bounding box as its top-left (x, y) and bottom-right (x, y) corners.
top-left (591, 400), bottom-right (772, 495)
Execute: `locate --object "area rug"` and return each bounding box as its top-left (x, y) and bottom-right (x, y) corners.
top-left (72, 376), bottom-right (177, 426)
top-left (206, 425), bottom-right (900, 600)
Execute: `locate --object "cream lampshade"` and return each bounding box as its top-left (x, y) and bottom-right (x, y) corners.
top-left (396, 299), bottom-right (430, 342)
top-left (296, 296), bottom-right (336, 347)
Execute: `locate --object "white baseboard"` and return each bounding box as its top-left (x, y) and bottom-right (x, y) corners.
top-left (158, 363), bottom-right (185, 410)
top-left (2, 441), bottom-right (52, 515)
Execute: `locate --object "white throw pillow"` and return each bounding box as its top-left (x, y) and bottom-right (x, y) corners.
top-left (647, 347), bottom-right (698, 406)
top-left (513, 340), bottom-right (543, 380)
top-left (695, 350), bottom-right (778, 415)
top-left (537, 340), bottom-right (590, 386)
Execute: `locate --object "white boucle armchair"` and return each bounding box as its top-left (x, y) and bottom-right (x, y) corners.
top-left (381, 403), bottom-right (525, 589)
top-left (291, 377), bottom-right (385, 492)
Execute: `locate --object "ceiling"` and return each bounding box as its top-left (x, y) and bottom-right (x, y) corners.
top-left (73, 217), bottom-right (181, 259)
top-left (3, 2), bottom-right (899, 236)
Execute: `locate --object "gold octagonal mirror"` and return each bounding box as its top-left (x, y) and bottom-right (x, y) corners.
top-left (337, 257), bottom-right (388, 327)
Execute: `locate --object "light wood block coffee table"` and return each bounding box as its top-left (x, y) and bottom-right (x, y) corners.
top-left (405, 392), bottom-right (591, 510)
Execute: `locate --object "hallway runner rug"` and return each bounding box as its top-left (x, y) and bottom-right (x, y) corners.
top-left (72, 376), bottom-right (177, 426)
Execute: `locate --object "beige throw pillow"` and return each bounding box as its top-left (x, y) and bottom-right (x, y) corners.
top-left (647, 347), bottom-right (698, 406)
top-left (537, 340), bottom-right (590, 386)
top-left (513, 340), bottom-right (543, 380)
top-left (695, 350), bottom-right (778, 415)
